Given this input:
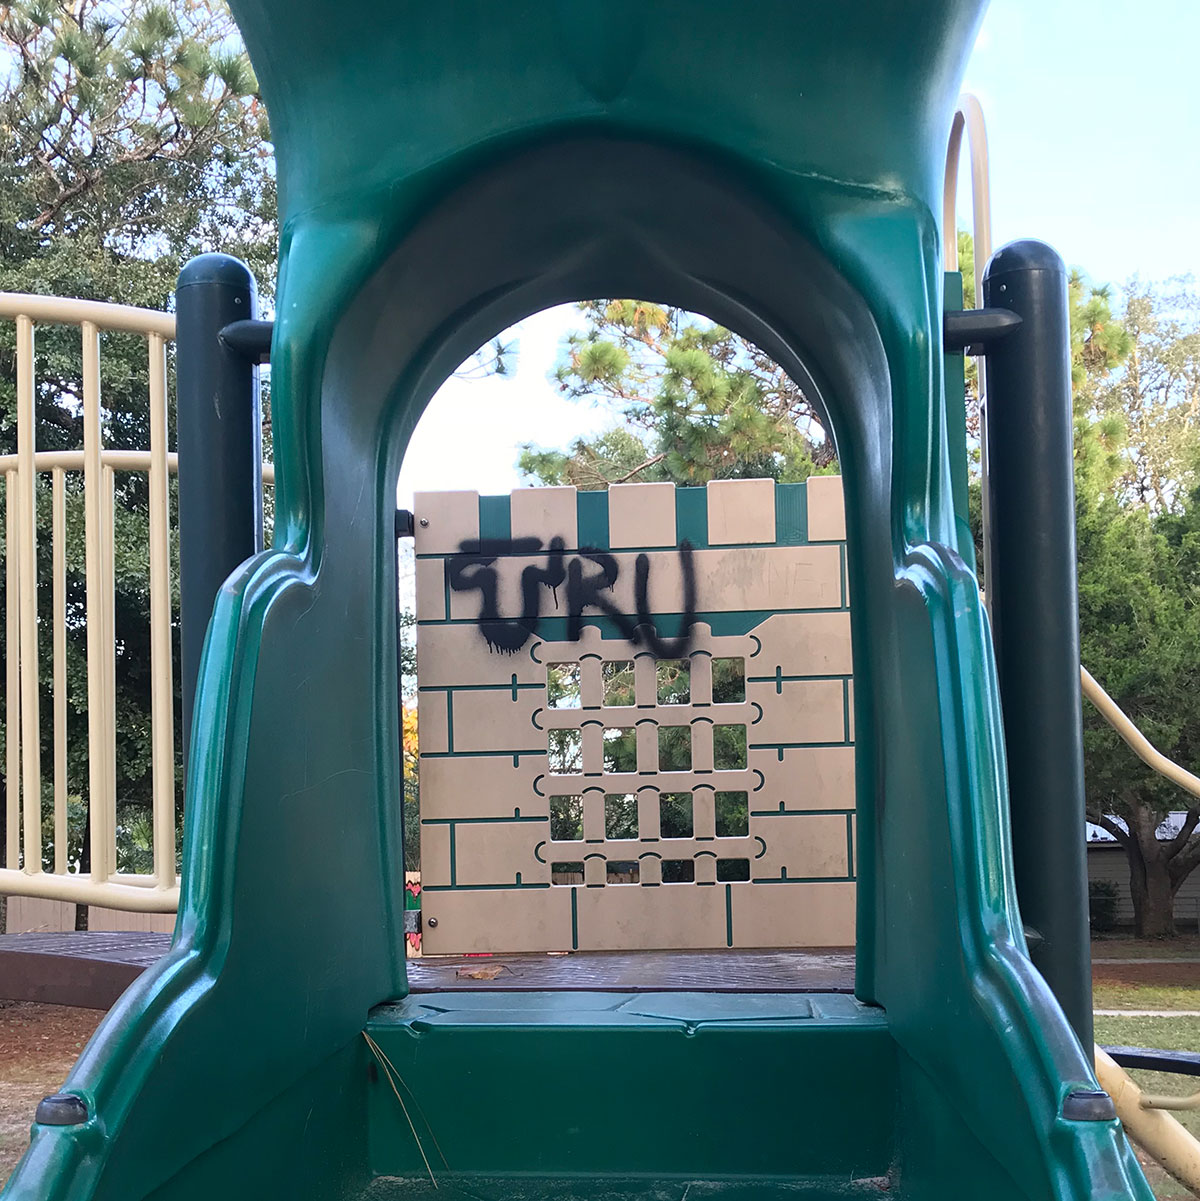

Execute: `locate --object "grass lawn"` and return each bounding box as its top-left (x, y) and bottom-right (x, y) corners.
top-left (1094, 1013), bottom-right (1200, 1200)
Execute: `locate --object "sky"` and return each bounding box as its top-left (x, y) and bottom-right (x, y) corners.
top-left (397, 1), bottom-right (1200, 508)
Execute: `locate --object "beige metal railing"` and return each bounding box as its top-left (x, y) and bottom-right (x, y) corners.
top-left (943, 92), bottom-right (992, 305)
top-left (0, 294), bottom-right (273, 913)
top-left (3, 295), bottom-right (188, 912)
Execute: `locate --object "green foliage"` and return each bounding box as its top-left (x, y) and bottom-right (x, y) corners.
top-left (519, 299), bottom-right (835, 488)
top-left (1067, 279), bottom-right (1200, 933)
top-left (958, 269), bottom-right (1200, 934)
top-left (398, 610), bottom-right (419, 870)
top-left (956, 230), bottom-right (1130, 485)
top-left (1078, 489), bottom-right (1200, 933)
top-left (1095, 281), bottom-right (1200, 511)
top-left (1088, 879), bottom-right (1120, 933)
top-left (0, 0), bottom-right (276, 872)
top-left (518, 427), bottom-right (655, 491)
top-left (1069, 275), bottom-right (1132, 501)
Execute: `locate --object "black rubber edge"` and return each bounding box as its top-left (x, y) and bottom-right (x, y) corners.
top-left (35, 1093), bottom-right (89, 1126)
top-left (1062, 1089), bottom-right (1117, 1122)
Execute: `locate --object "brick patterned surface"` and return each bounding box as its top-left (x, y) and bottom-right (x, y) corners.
top-left (413, 478), bottom-right (855, 952)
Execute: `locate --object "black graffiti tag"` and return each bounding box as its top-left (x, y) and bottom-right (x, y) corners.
top-left (446, 536), bottom-right (566, 653)
top-left (446, 537), bottom-right (697, 656)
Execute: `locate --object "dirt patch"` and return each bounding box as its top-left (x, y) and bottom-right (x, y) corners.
top-left (1093, 962), bottom-right (1200, 990)
top-left (1092, 936), bottom-right (1200, 960)
top-left (0, 1002), bottom-right (102, 1187)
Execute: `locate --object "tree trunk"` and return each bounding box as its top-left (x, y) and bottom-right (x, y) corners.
top-left (1128, 802), bottom-right (1175, 937)
top-left (75, 795), bottom-right (90, 932)
top-left (1134, 857), bottom-right (1176, 937)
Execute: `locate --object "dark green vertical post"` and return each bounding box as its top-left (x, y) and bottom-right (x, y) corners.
top-left (982, 239), bottom-right (1092, 1047)
top-left (175, 254), bottom-right (263, 772)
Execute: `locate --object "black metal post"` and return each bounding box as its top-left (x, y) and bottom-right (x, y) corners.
top-left (175, 254), bottom-right (263, 770)
top-left (982, 239), bottom-right (1093, 1047)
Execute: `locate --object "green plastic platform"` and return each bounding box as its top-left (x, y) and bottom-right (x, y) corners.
top-left (1, 1), bottom-right (1151, 1198)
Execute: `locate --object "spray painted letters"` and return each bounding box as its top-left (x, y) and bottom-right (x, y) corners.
top-left (447, 537), bottom-right (697, 656)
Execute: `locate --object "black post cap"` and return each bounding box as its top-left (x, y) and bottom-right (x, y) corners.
top-left (1061, 1089), bottom-right (1117, 1122)
top-left (982, 238), bottom-right (1067, 284)
top-left (177, 252), bottom-right (257, 294)
top-left (35, 1093), bottom-right (89, 1126)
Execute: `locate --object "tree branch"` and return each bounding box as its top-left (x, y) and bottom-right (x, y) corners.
top-left (1086, 808), bottom-right (1130, 847)
top-left (1166, 806), bottom-right (1200, 858)
top-left (612, 453), bottom-right (665, 484)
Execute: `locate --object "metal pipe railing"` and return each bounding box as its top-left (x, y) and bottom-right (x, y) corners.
top-left (0, 295), bottom-right (185, 910)
top-left (2, 287), bottom-right (276, 917)
top-left (0, 289), bottom-right (275, 914)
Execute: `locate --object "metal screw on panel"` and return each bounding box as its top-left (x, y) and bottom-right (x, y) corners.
top-left (427, 917), bottom-right (438, 927)
top-left (419, 518), bottom-right (429, 527)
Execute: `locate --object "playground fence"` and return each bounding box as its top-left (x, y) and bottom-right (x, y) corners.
top-left (0, 292), bottom-right (271, 914)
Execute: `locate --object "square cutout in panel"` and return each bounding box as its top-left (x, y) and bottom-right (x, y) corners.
top-left (549, 794), bottom-right (584, 841)
top-left (607, 860), bottom-right (640, 884)
top-left (662, 859), bottom-right (696, 883)
top-left (604, 793), bottom-right (638, 839)
top-left (658, 725), bottom-right (692, 771)
top-left (548, 729), bottom-right (582, 773)
top-left (712, 658), bottom-right (746, 704)
top-left (603, 728), bottom-right (637, 773)
top-left (659, 793), bottom-right (694, 838)
top-left (714, 725), bottom-right (747, 770)
top-left (551, 861), bottom-right (584, 885)
top-left (715, 791), bottom-right (749, 837)
top-left (548, 663), bottom-right (582, 708)
top-left (656, 659), bottom-right (690, 705)
top-left (602, 661), bottom-right (635, 706)
top-left (717, 858), bottom-right (750, 881)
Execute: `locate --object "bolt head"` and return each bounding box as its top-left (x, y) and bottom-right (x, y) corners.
top-left (419, 518), bottom-right (430, 527)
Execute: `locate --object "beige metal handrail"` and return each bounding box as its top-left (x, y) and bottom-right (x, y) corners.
top-left (0, 293), bottom-right (272, 914)
top-left (0, 295), bottom-right (181, 910)
top-left (943, 93), bottom-right (993, 305)
top-left (1081, 666), bottom-right (1200, 802)
top-left (1095, 1050), bottom-right (1200, 1192)
top-left (944, 93), bottom-right (997, 606)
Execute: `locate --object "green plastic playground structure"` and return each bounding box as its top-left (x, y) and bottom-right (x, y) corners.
top-left (1, 2), bottom-right (1156, 1198)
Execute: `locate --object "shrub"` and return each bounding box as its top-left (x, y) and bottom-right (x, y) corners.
top-left (1089, 879), bottom-right (1121, 933)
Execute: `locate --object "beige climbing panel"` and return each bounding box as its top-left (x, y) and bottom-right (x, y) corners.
top-left (414, 477), bottom-right (855, 953)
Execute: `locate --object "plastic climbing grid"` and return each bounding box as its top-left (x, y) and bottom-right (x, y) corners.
top-left (415, 476), bottom-right (857, 952)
